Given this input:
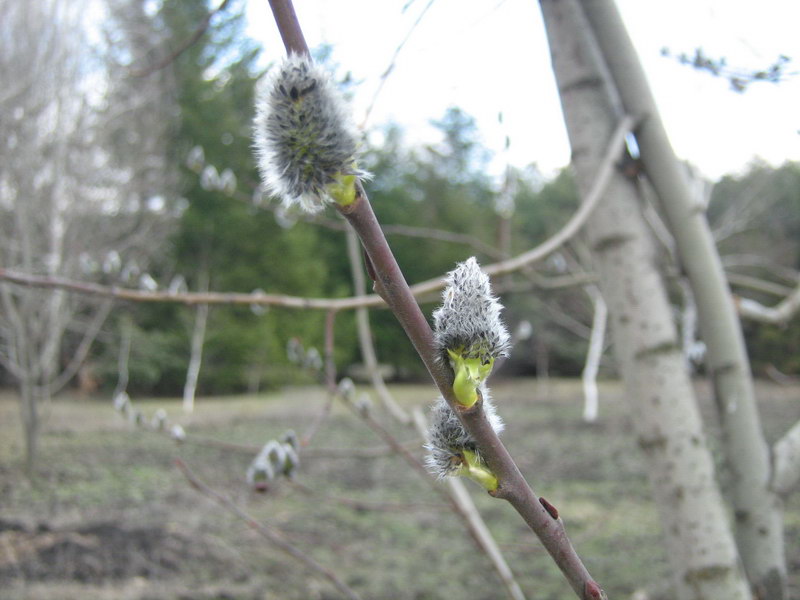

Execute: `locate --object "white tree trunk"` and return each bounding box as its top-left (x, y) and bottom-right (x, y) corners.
top-left (183, 273), bottom-right (210, 414)
top-left (581, 286), bottom-right (606, 422)
top-left (539, 1), bottom-right (750, 597)
top-left (580, 1), bottom-right (786, 595)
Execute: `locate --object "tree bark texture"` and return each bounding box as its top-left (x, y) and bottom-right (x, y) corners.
top-left (539, 1), bottom-right (751, 597)
top-left (579, 2), bottom-right (786, 596)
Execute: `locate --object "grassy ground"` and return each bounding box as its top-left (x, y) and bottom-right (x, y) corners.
top-left (0, 378), bottom-right (798, 600)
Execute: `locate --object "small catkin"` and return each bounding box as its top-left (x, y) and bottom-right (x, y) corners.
top-left (253, 53), bottom-right (366, 213)
top-left (424, 384), bottom-right (504, 479)
top-left (432, 257), bottom-right (510, 364)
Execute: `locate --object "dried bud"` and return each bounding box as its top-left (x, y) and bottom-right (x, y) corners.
top-left (247, 439), bottom-right (300, 486)
top-left (286, 337), bottom-right (304, 364)
top-left (246, 449), bottom-right (276, 490)
top-left (151, 408), bottom-right (167, 431)
top-left (304, 347), bottom-right (323, 371)
top-left (113, 391), bottom-right (130, 412)
top-left (170, 424), bottom-right (186, 443)
top-left (281, 429), bottom-right (299, 452)
top-left (353, 392), bottom-right (372, 417)
top-left (253, 54), bottom-right (367, 213)
top-left (337, 377), bottom-right (356, 402)
top-left (424, 385), bottom-right (503, 490)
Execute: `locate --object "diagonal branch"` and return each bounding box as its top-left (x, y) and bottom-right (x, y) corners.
top-left (734, 282), bottom-right (800, 325)
top-left (300, 309), bottom-right (338, 446)
top-left (346, 221), bottom-right (524, 599)
top-left (411, 407), bottom-right (526, 600)
top-left (339, 177), bottom-right (604, 599)
top-left (130, 0), bottom-right (233, 77)
top-left (45, 299), bottom-right (113, 395)
top-left (174, 458), bottom-right (362, 600)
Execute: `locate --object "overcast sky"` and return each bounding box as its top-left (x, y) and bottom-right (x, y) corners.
top-left (245, 0), bottom-right (800, 181)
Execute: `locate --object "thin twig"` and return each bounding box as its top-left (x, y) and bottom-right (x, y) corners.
top-left (339, 184), bottom-right (602, 597)
top-left (287, 479), bottom-right (448, 512)
top-left (347, 215), bottom-right (524, 598)
top-left (301, 309), bottom-right (337, 446)
top-left (411, 407), bottom-right (527, 600)
top-left (346, 226), bottom-right (412, 423)
top-left (130, 0), bottom-right (233, 77)
top-left (174, 458), bottom-right (362, 600)
top-left (0, 117), bottom-right (629, 314)
top-left (243, 188), bottom-right (506, 259)
top-left (360, 0), bottom-right (437, 128)
top-left (0, 115), bottom-right (630, 314)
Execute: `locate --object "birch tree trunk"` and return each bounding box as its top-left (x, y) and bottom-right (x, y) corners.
top-left (581, 286), bottom-right (606, 422)
top-left (183, 271), bottom-right (210, 414)
top-left (579, 1), bottom-right (786, 596)
top-left (538, 1), bottom-right (750, 597)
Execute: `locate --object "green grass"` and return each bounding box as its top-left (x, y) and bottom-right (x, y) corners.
top-left (0, 378), bottom-right (798, 599)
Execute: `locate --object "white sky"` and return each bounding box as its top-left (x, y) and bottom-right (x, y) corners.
top-left (245, 0), bottom-right (800, 181)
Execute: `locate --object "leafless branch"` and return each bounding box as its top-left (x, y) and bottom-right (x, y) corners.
top-left (411, 407), bottom-right (527, 600)
top-left (130, 0), bottom-right (233, 77)
top-left (735, 282), bottom-right (800, 325)
top-left (0, 114), bottom-right (630, 317)
top-left (346, 227), bottom-right (412, 423)
top-left (726, 272), bottom-right (795, 298)
top-left (174, 458), bottom-right (362, 600)
top-left (45, 299), bottom-right (113, 395)
top-left (301, 309), bottom-right (338, 445)
top-left (360, 0), bottom-right (437, 128)
top-left (347, 220), bottom-right (524, 598)
top-left (287, 479), bottom-right (448, 512)
top-left (249, 189), bottom-right (505, 260)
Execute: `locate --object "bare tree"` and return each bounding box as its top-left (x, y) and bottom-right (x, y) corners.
top-left (0, 0), bottom-right (175, 474)
top-left (538, 0), bottom-right (751, 597)
top-left (580, 1), bottom-right (791, 595)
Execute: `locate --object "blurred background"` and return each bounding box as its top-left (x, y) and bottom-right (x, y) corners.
top-left (0, 1), bottom-right (798, 599)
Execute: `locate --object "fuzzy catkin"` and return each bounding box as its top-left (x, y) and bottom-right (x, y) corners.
top-left (253, 54), bottom-right (365, 213)
top-left (432, 257), bottom-right (511, 363)
top-left (424, 384), bottom-right (504, 479)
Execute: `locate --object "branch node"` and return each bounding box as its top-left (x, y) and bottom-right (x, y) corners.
top-left (583, 580), bottom-right (606, 600)
top-left (539, 496), bottom-right (560, 520)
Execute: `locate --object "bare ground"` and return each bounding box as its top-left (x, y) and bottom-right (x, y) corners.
top-left (0, 378), bottom-right (798, 600)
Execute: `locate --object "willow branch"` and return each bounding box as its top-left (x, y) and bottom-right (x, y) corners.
top-left (337, 186), bottom-right (603, 598)
top-left (347, 223), bottom-right (524, 599)
top-left (174, 458), bottom-right (362, 600)
top-left (411, 407), bottom-right (527, 600)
